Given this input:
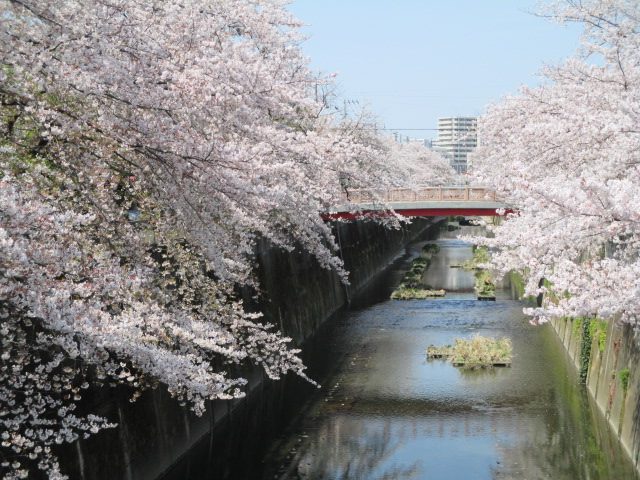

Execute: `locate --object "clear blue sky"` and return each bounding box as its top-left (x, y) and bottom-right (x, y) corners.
top-left (288, 0), bottom-right (583, 140)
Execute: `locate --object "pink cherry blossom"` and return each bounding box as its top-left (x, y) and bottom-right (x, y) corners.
top-left (468, 0), bottom-right (640, 326)
top-left (0, 1), bottom-right (452, 477)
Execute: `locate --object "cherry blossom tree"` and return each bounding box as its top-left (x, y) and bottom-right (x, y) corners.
top-left (385, 139), bottom-right (456, 186)
top-left (331, 132), bottom-right (457, 206)
top-left (0, 1), bottom-right (439, 477)
top-left (469, 0), bottom-right (640, 324)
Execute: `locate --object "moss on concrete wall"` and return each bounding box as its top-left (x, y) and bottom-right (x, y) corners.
top-left (550, 316), bottom-right (640, 473)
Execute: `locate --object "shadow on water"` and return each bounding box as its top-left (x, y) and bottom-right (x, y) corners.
top-left (261, 225), bottom-right (638, 480)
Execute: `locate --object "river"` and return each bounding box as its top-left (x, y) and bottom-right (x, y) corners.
top-left (260, 226), bottom-right (638, 479)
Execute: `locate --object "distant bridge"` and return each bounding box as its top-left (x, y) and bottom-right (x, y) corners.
top-left (323, 187), bottom-right (511, 220)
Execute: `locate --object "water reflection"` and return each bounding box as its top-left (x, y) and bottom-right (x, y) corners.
top-left (294, 418), bottom-right (420, 479)
top-left (265, 226), bottom-right (637, 480)
top-left (422, 240), bottom-right (474, 291)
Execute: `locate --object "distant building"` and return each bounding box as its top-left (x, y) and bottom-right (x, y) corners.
top-left (432, 117), bottom-right (477, 174)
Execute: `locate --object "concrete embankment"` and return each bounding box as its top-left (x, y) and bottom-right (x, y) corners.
top-left (550, 316), bottom-right (640, 471)
top-left (59, 219), bottom-right (438, 480)
top-left (508, 272), bottom-right (640, 473)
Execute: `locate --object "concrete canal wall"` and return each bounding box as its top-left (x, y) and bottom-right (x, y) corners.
top-left (59, 219), bottom-right (438, 480)
top-left (550, 316), bottom-right (640, 472)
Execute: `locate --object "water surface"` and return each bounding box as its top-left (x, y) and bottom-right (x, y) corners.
top-left (264, 228), bottom-right (637, 480)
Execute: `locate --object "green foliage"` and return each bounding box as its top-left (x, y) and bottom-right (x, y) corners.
top-left (619, 368), bottom-right (630, 394)
top-left (475, 269), bottom-right (495, 297)
top-left (579, 317), bottom-right (592, 384)
top-left (463, 246), bottom-right (490, 270)
top-left (412, 257), bottom-right (429, 269)
top-left (588, 319), bottom-right (607, 353)
top-left (421, 243), bottom-right (440, 255)
top-left (572, 317), bottom-right (583, 337)
top-left (399, 264), bottom-right (427, 288)
top-left (570, 317), bottom-right (606, 384)
top-left (472, 245), bottom-right (490, 264)
top-left (461, 246), bottom-right (496, 298)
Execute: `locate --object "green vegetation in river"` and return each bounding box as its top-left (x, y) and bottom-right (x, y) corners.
top-left (462, 246), bottom-right (496, 300)
top-left (391, 288), bottom-right (445, 299)
top-left (426, 335), bottom-right (513, 368)
top-left (475, 270), bottom-right (496, 299)
top-left (390, 243), bottom-right (445, 299)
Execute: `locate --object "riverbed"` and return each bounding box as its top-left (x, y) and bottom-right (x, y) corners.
top-left (262, 226), bottom-right (637, 479)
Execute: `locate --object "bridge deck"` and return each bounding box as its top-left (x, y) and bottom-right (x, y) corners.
top-left (324, 187), bottom-right (509, 220)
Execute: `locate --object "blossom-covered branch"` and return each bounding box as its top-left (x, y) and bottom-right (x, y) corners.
top-left (469, 0), bottom-right (640, 324)
top-left (0, 1), bottom-right (456, 478)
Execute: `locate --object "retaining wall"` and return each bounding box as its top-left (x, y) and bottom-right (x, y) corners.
top-left (550, 316), bottom-right (640, 471)
top-left (58, 218), bottom-right (437, 480)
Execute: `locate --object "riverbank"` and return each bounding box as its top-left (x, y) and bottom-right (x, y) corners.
top-left (508, 270), bottom-right (640, 474)
top-left (550, 316), bottom-right (640, 473)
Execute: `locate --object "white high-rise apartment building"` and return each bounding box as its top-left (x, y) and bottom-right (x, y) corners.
top-left (433, 117), bottom-right (477, 174)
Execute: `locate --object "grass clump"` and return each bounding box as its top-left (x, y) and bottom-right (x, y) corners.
top-left (391, 243), bottom-right (444, 300)
top-left (391, 288), bottom-right (445, 300)
top-left (427, 335), bottom-right (512, 368)
top-left (472, 245), bottom-right (490, 264)
top-left (422, 243), bottom-right (440, 255)
top-left (426, 344), bottom-right (452, 358)
top-left (475, 270), bottom-right (496, 299)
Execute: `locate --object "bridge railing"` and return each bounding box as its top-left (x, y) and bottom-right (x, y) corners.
top-left (347, 187), bottom-right (497, 204)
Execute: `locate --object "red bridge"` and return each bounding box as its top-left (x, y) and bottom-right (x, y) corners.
top-left (324, 186), bottom-right (510, 220)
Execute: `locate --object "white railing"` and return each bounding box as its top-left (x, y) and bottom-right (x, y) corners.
top-left (347, 187), bottom-right (498, 204)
